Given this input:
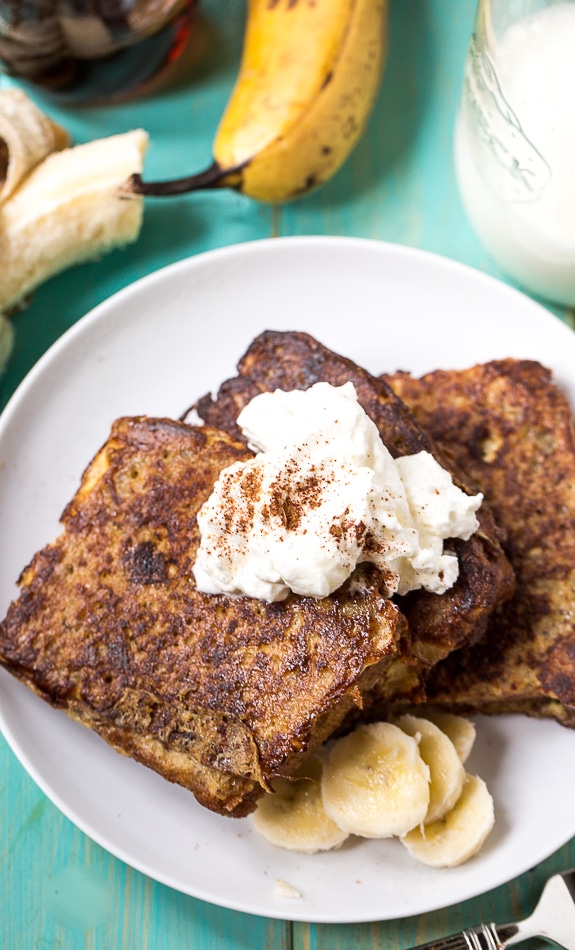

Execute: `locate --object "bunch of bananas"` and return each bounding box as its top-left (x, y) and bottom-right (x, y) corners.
top-left (126, 0), bottom-right (389, 203)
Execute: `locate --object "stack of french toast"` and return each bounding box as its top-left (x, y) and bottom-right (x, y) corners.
top-left (1, 330), bottom-right (574, 817)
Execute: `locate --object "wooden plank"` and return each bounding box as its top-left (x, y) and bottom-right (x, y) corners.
top-left (292, 840), bottom-right (575, 949)
top-left (0, 0), bottom-right (271, 413)
top-left (0, 735), bottom-right (291, 949)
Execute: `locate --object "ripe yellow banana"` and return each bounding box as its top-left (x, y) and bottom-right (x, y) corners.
top-left (125, 0), bottom-right (388, 203)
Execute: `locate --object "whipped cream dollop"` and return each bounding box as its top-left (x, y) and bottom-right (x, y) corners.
top-left (193, 382), bottom-right (482, 602)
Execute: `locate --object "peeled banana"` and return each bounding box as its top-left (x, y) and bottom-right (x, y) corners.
top-left (124, 0), bottom-right (388, 204)
top-left (0, 128), bottom-right (147, 314)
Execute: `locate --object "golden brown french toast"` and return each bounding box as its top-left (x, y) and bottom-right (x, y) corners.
top-left (387, 359), bottom-right (575, 727)
top-left (193, 330), bottom-right (515, 703)
top-left (0, 416), bottom-right (405, 816)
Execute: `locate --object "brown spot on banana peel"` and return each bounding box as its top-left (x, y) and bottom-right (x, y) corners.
top-left (268, 0), bottom-right (303, 8)
top-left (0, 139), bottom-right (9, 190)
top-left (292, 173), bottom-right (318, 197)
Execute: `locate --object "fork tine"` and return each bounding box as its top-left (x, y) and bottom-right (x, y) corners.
top-left (409, 929), bottom-right (499, 950)
top-left (408, 935), bottom-right (473, 950)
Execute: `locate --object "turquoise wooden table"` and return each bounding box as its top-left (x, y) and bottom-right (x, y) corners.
top-left (1, 0), bottom-right (574, 946)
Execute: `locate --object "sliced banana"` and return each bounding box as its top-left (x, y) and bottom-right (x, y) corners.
top-left (321, 722), bottom-right (430, 838)
top-left (395, 714), bottom-right (465, 824)
top-left (252, 753), bottom-right (348, 853)
top-left (0, 88), bottom-right (70, 204)
top-left (420, 710), bottom-right (477, 764)
top-left (401, 774), bottom-right (495, 868)
top-left (0, 129), bottom-right (147, 313)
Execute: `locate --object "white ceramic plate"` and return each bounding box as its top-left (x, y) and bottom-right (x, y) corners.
top-left (1, 237), bottom-right (575, 924)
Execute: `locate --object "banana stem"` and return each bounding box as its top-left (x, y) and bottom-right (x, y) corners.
top-left (121, 161), bottom-right (245, 198)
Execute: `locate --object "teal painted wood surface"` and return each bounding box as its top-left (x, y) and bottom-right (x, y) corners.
top-left (1, 0), bottom-right (574, 947)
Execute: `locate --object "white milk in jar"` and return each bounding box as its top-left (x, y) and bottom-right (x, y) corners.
top-left (455, 3), bottom-right (575, 305)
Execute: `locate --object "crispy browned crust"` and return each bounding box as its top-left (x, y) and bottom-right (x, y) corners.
top-left (0, 416), bottom-right (404, 815)
top-left (387, 359), bottom-right (575, 727)
top-left (193, 331), bottom-right (515, 699)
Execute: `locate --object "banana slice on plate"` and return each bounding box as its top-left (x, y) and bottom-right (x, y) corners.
top-left (252, 753), bottom-right (348, 853)
top-left (321, 722), bottom-right (430, 838)
top-left (418, 710), bottom-right (477, 764)
top-left (401, 774), bottom-right (495, 868)
top-left (395, 714), bottom-right (465, 824)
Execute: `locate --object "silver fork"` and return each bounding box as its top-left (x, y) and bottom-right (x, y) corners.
top-left (410, 868), bottom-right (575, 950)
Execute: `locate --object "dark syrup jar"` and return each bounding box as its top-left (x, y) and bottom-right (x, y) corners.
top-left (0, 0), bottom-right (198, 104)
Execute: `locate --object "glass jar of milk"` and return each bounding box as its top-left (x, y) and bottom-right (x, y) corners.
top-left (455, 0), bottom-right (575, 305)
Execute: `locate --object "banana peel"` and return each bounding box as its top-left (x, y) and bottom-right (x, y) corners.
top-left (0, 129), bottom-right (147, 314)
top-left (125, 0), bottom-right (389, 204)
top-left (0, 88), bottom-right (70, 203)
top-left (0, 88), bottom-right (147, 325)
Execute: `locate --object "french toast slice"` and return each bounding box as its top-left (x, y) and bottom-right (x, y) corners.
top-left (192, 330), bottom-right (515, 706)
top-left (0, 416), bottom-right (405, 816)
top-left (386, 359), bottom-right (575, 727)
